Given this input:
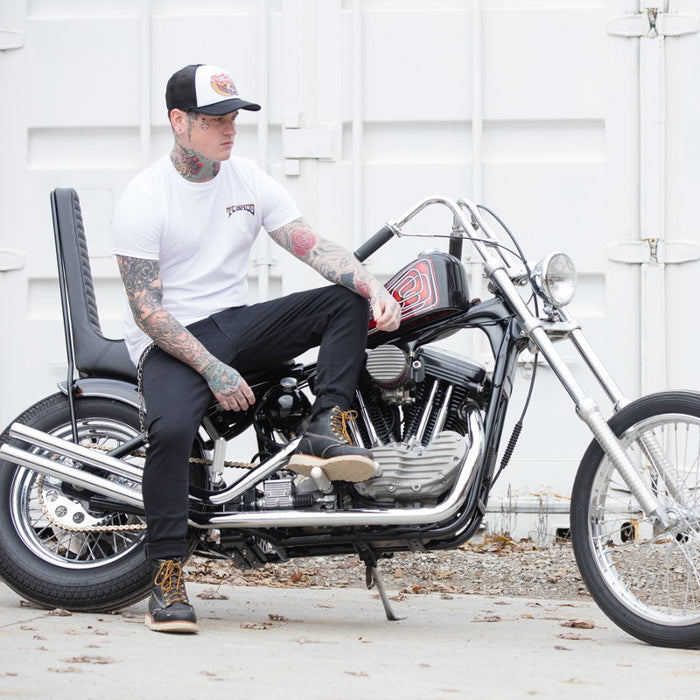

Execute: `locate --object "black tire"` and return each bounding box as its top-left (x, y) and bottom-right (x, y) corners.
top-left (0, 393), bottom-right (200, 612)
top-left (571, 391), bottom-right (700, 648)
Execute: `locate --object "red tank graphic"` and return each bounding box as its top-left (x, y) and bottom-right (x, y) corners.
top-left (368, 252), bottom-right (470, 339)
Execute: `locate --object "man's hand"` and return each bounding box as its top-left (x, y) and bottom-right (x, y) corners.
top-left (201, 359), bottom-right (256, 411)
top-left (371, 289), bottom-right (402, 332)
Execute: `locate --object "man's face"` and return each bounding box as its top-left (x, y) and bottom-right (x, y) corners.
top-left (174, 110), bottom-right (239, 162)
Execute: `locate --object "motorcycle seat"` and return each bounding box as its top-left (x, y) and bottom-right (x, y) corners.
top-left (51, 187), bottom-right (137, 383)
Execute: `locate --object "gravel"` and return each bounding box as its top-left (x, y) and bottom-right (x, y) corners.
top-left (187, 536), bottom-right (591, 602)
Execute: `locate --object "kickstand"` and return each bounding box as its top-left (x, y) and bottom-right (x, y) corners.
top-left (366, 565), bottom-right (405, 621)
top-left (356, 545), bottom-right (405, 621)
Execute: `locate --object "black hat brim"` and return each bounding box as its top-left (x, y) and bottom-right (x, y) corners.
top-left (195, 98), bottom-right (261, 115)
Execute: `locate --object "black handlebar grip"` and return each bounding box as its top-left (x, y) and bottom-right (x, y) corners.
top-left (353, 225), bottom-right (395, 262)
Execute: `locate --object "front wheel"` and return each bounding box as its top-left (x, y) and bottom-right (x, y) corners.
top-left (571, 391), bottom-right (700, 648)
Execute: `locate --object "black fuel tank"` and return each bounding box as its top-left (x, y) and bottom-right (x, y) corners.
top-left (368, 252), bottom-right (470, 339)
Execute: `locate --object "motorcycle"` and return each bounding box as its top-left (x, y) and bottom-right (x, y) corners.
top-left (1, 187), bottom-right (699, 649)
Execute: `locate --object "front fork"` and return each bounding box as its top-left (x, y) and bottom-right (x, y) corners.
top-left (489, 266), bottom-right (676, 531)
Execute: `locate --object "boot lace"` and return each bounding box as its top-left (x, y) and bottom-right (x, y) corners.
top-left (154, 559), bottom-right (189, 606)
top-left (329, 407), bottom-right (359, 445)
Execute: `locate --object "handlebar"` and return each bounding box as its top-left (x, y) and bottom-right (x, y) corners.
top-left (353, 225), bottom-right (395, 262)
top-left (353, 196), bottom-right (509, 271)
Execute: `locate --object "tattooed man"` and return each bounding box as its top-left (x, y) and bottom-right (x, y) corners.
top-left (112, 64), bottom-right (400, 633)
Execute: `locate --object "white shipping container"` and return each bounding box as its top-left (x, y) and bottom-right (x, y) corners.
top-left (0, 0), bottom-right (698, 537)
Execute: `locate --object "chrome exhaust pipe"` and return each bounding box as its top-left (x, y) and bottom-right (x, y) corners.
top-left (0, 422), bottom-right (144, 510)
top-left (0, 442), bottom-right (144, 509)
top-left (197, 410), bottom-right (485, 529)
top-left (4, 422), bottom-right (144, 482)
top-left (0, 412), bottom-right (485, 530)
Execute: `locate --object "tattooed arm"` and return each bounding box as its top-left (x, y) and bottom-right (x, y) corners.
top-left (116, 255), bottom-right (255, 411)
top-left (268, 218), bottom-right (401, 332)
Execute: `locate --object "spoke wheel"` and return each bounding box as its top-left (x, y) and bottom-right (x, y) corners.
top-left (10, 415), bottom-right (146, 569)
top-left (0, 392), bottom-right (201, 612)
top-left (571, 391), bottom-right (700, 648)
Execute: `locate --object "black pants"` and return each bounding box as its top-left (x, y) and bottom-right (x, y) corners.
top-left (140, 285), bottom-right (369, 560)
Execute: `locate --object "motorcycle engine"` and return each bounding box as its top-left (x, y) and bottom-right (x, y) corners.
top-left (354, 344), bottom-right (487, 502)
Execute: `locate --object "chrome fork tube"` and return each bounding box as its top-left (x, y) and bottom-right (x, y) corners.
top-left (486, 265), bottom-right (669, 527)
top-left (559, 308), bottom-right (629, 411)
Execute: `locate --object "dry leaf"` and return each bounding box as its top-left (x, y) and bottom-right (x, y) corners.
top-left (473, 615), bottom-right (502, 623)
top-left (197, 588), bottom-right (230, 600)
top-left (557, 633), bottom-right (593, 641)
top-left (240, 621), bottom-right (274, 630)
top-left (47, 608), bottom-right (72, 617)
top-left (561, 620), bottom-right (595, 629)
top-left (344, 671), bottom-right (369, 677)
top-left (61, 655), bottom-right (115, 665)
top-left (554, 645), bottom-right (572, 651)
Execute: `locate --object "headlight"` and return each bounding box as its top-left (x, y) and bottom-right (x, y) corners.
top-left (532, 252), bottom-right (576, 306)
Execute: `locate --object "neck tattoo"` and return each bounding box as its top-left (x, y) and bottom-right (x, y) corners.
top-left (170, 144), bottom-right (220, 182)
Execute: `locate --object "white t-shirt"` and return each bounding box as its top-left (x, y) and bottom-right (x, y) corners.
top-left (112, 155), bottom-right (300, 364)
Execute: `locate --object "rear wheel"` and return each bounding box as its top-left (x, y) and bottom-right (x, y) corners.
top-left (0, 393), bottom-right (201, 612)
top-left (571, 391), bottom-right (700, 648)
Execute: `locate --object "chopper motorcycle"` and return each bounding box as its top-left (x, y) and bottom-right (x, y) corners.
top-left (1, 187), bottom-right (699, 649)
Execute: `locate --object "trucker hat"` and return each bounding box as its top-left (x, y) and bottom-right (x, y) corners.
top-left (166, 64), bottom-right (261, 115)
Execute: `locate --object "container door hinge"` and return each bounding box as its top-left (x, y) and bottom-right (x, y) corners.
top-left (608, 239), bottom-right (700, 265)
top-left (282, 113), bottom-right (339, 176)
top-left (0, 29), bottom-right (24, 51)
top-left (607, 7), bottom-right (699, 38)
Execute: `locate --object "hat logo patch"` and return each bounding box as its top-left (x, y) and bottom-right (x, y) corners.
top-left (210, 73), bottom-right (238, 97)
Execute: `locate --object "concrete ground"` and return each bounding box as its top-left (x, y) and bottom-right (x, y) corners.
top-left (1, 579), bottom-right (699, 700)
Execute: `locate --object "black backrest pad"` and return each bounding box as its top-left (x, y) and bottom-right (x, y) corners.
top-left (50, 188), bottom-right (137, 381)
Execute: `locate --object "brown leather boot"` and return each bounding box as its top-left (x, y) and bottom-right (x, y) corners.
top-left (288, 406), bottom-right (377, 482)
top-left (145, 558), bottom-right (198, 634)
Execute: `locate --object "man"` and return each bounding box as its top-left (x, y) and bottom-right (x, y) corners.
top-left (112, 64), bottom-right (400, 634)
